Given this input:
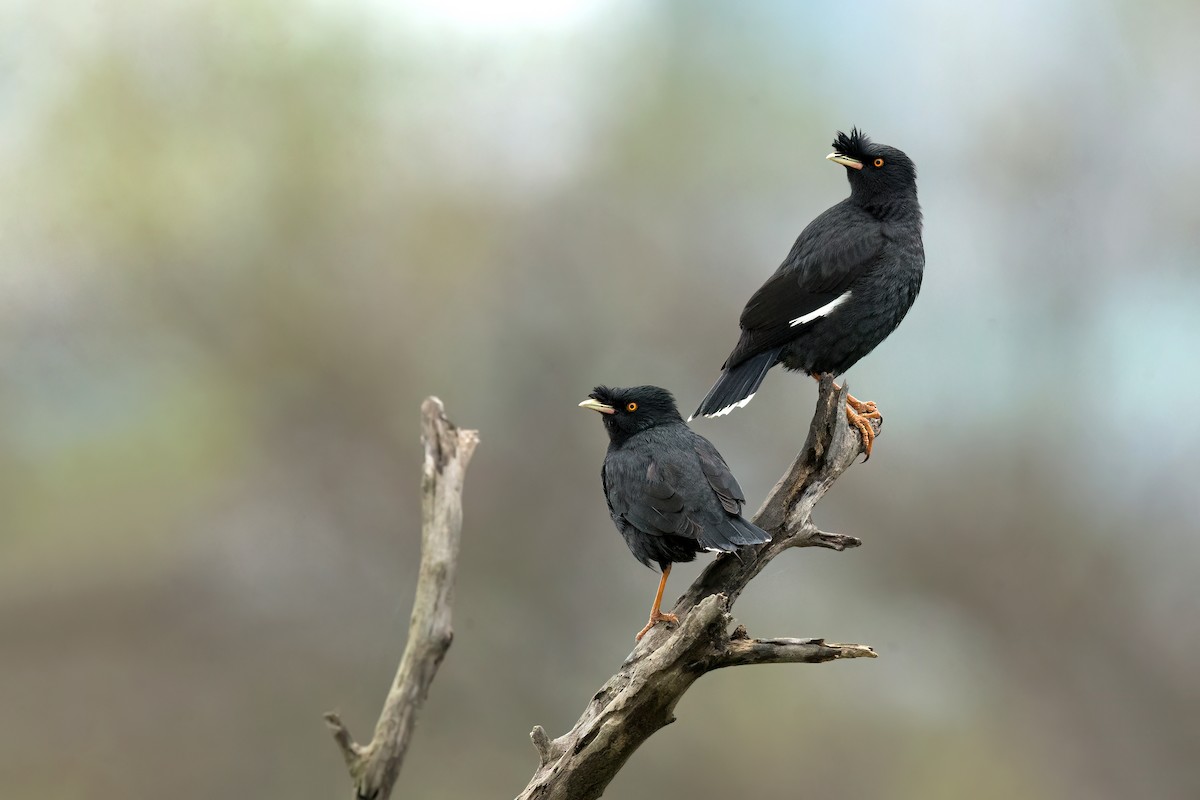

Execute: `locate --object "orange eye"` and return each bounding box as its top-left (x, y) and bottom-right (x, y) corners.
top-left (626, 402), bottom-right (638, 412)
top-left (873, 158), bottom-right (884, 168)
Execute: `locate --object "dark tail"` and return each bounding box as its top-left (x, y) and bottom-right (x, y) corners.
top-left (690, 347), bottom-right (782, 420)
top-left (699, 515), bottom-right (772, 552)
top-left (726, 516), bottom-right (771, 545)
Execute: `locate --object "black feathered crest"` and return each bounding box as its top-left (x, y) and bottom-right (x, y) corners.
top-left (831, 127), bottom-right (873, 159)
top-left (589, 385), bottom-right (618, 405)
top-left (588, 385), bottom-right (684, 443)
top-left (590, 385), bottom-right (679, 413)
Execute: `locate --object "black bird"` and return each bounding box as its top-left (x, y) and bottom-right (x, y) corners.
top-left (579, 385), bottom-right (770, 640)
top-left (692, 128), bottom-right (924, 458)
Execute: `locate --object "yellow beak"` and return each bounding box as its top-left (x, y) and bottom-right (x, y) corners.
top-left (578, 398), bottom-right (616, 415)
top-left (826, 152), bottom-right (863, 170)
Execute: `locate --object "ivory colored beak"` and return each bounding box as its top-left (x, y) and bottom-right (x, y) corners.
top-left (826, 152), bottom-right (864, 170)
top-left (578, 398), bottom-right (616, 414)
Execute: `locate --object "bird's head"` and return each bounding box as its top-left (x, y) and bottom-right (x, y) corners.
top-left (827, 127), bottom-right (917, 204)
top-left (578, 385), bottom-right (684, 443)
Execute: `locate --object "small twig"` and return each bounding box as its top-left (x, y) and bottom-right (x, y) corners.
top-left (530, 726), bottom-right (555, 767)
top-left (324, 711), bottom-right (362, 770)
top-left (326, 397), bottom-right (478, 800)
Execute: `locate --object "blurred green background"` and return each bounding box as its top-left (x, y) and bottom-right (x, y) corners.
top-left (2, 0), bottom-right (1198, 797)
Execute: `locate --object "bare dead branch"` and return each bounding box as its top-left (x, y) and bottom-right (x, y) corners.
top-left (714, 635), bottom-right (878, 669)
top-left (516, 376), bottom-right (879, 800)
top-left (326, 397), bottom-right (478, 800)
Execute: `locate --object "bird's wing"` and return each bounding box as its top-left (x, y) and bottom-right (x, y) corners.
top-left (605, 437), bottom-right (769, 552)
top-left (738, 203), bottom-right (884, 337)
top-left (600, 461), bottom-right (616, 518)
top-left (604, 448), bottom-right (704, 540)
top-left (691, 434), bottom-right (746, 515)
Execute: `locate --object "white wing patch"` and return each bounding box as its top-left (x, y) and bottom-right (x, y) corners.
top-left (789, 291), bottom-right (852, 327)
top-left (704, 393), bottom-right (755, 419)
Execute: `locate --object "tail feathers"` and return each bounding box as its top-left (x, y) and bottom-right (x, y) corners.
top-left (700, 516), bottom-right (772, 552)
top-left (726, 516), bottom-right (771, 545)
top-left (690, 348), bottom-right (782, 420)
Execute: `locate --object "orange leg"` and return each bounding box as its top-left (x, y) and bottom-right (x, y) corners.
top-left (635, 564), bottom-right (679, 641)
top-left (811, 374), bottom-right (882, 461)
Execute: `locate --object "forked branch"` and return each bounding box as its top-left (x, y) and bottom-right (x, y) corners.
top-left (515, 377), bottom-right (878, 800)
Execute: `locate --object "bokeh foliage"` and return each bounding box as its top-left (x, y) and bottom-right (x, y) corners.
top-left (2, 1), bottom-right (1198, 797)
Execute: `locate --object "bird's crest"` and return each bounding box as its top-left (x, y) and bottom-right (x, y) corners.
top-left (590, 385), bottom-right (678, 409)
top-left (831, 127), bottom-right (873, 160)
top-left (589, 385), bottom-right (616, 405)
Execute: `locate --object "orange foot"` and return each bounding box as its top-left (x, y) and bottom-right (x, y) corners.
top-left (845, 392), bottom-right (882, 460)
top-left (635, 610), bottom-right (679, 641)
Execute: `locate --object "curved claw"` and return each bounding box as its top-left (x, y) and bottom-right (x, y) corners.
top-left (845, 395), bottom-right (881, 461)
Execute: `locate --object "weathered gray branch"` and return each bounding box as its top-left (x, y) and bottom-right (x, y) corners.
top-left (325, 397), bottom-right (479, 800)
top-left (516, 377), bottom-right (878, 800)
top-left (715, 631), bottom-right (878, 669)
